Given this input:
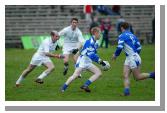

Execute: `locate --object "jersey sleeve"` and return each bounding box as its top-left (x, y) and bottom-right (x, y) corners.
top-left (58, 27), bottom-right (67, 36)
top-left (134, 37), bottom-right (142, 54)
top-left (114, 36), bottom-right (124, 56)
top-left (88, 53), bottom-right (100, 63)
top-left (78, 29), bottom-right (85, 44)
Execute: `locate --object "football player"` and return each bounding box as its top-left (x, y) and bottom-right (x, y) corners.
top-left (16, 30), bottom-right (63, 87)
top-left (111, 22), bottom-right (155, 96)
top-left (58, 18), bottom-right (85, 76)
top-left (61, 27), bottom-right (108, 92)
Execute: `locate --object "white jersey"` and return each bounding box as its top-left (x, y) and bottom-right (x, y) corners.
top-left (30, 37), bottom-right (57, 66)
top-left (114, 30), bottom-right (142, 69)
top-left (36, 37), bottom-right (57, 57)
top-left (59, 26), bottom-right (84, 54)
top-left (59, 25), bottom-right (84, 44)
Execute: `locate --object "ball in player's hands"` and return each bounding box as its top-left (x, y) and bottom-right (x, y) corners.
top-left (101, 61), bottom-right (111, 71)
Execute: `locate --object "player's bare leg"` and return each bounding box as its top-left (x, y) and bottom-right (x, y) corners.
top-left (63, 54), bottom-right (69, 75)
top-left (132, 66), bottom-right (155, 80)
top-left (73, 52), bottom-right (82, 78)
top-left (73, 52), bottom-right (79, 62)
top-left (87, 64), bottom-right (102, 82)
top-left (61, 68), bottom-right (83, 92)
top-left (16, 64), bottom-right (36, 87)
top-left (80, 64), bottom-right (102, 92)
top-left (35, 62), bottom-right (55, 84)
top-left (123, 65), bottom-right (131, 96)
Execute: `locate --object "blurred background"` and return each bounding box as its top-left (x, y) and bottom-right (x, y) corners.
top-left (5, 5), bottom-right (155, 48)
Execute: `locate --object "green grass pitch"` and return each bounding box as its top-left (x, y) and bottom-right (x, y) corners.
top-left (5, 45), bottom-right (155, 101)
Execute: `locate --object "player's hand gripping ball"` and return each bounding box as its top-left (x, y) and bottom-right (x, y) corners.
top-left (101, 61), bottom-right (111, 71)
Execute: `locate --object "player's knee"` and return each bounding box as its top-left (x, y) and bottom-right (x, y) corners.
top-left (133, 73), bottom-right (141, 81)
top-left (96, 70), bottom-right (102, 77)
top-left (47, 65), bottom-right (55, 72)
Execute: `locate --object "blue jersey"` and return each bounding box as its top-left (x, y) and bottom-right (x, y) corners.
top-left (80, 36), bottom-right (100, 63)
top-left (114, 30), bottom-right (141, 57)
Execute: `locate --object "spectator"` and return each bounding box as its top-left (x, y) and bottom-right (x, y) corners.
top-left (100, 18), bottom-right (112, 48)
top-left (96, 5), bottom-right (112, 16)
top-left (96, 5), bottom-right (120, 16)
top-left (83, 5), bottom-right (93, 24)
top-left (112, 5), bottom-right (120, 15)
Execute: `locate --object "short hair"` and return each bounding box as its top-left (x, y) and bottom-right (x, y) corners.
top-left (50, 30), bottom-right (59, 36)
top-left (71, 18), bottom-right (78, 23)
top-left (120, 22), bottom-right (129, 30)
top-left (90, 27), bottom-right (101, 35)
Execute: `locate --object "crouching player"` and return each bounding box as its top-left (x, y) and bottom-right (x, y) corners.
top-left (16, 31), bottom-right (64, 87)
top-left (61, 27), bottom-right (108, 92)
top-left (111, 22), bottom-right (155, 96)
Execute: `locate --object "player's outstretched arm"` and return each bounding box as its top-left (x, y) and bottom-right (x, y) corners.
top-left (44, 52), bottom-right (64, 59)
top-left (54, 54), bottom-right (65, 59)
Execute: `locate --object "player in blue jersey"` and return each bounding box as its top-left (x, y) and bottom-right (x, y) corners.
top-left (111, 22), bottom-right (155, 96)
top-left (61, 27), bottom-right (108, 92)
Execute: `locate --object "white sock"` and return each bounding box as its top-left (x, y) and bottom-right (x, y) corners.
top-left (37, 71), bottom-right (48, 79)
top-left (16, 75), bottom-right (24, 84)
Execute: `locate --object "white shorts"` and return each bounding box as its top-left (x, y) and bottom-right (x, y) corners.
top-left (124, 53), bottom-right (141, 69)
top-left (30, 53), bottom-right (53, 66)
top-left (75, 55), bottom-right (94, 70)
top-left (63, 43), bottom-right (78, 54)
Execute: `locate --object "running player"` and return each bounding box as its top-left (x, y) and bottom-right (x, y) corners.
top-left (59, 18), bottom-right (85, 76)
top-left (61, 27), bottom-right (108, 92)
top-left (111, 22), bottom-right (155, 96)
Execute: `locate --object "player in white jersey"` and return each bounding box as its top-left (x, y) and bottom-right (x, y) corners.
top-left (16, 31), bottom-right (64, 87)
top-left (59, 18), bottom-right (84, 76)
top-left (61, 27), bottom-right (109, 92)
top-left (111, 22), bottom-right (155, 96)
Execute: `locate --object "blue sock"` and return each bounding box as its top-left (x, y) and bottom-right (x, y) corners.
top-left (84, 80), bottom-right (92, 86)
top-left (149, 72), bottom-right (155, 78)
top-left (62, 84), bottom-right (68, 91)
top-left (124, 88), bottom-right (130, 96)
